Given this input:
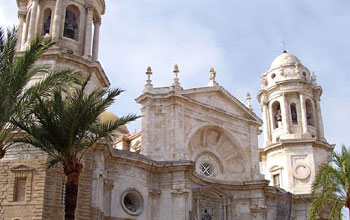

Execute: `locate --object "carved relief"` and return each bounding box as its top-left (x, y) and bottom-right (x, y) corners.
top-left (292, 162), bottom-right (311, 180)
top-left (189, 126), bottom-right (248, 181)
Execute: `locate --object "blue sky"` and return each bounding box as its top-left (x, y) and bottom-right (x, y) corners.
top-left (1, 0), bottom-right (350, 218)
top-left (1, 1), bottom-right (350, 153)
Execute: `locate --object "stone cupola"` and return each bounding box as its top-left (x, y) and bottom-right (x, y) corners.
top-left (258, 51), bottom-right (334, 194)
top-left (261, 51), bottom-right (313, 91)
top-left (258, 51), bottom-right (324, 145)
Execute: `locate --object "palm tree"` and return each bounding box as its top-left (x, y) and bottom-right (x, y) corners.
top-left (0, 27), bottom-right (78, 159)
top-left (12, 74), bottom-right (139, 220)
top-left (308, 145), bottom-right (350, 220)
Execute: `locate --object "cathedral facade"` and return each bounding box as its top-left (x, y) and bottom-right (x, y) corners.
top-left (0, 0), bottom-right (334, 220)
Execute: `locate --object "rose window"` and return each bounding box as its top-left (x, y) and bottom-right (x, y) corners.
top-left (201, 162), bottom-right (214, 177)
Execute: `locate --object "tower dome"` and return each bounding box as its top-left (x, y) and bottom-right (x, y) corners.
top-left (261, 51), bottom-right (312, 90)
top-left (270, 51), bottom-right (302, 70)
top-left (100, 110), bottom-right (129, 134)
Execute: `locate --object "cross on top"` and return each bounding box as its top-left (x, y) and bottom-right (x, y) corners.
top-left (281, 39), bottom-right (287, 53)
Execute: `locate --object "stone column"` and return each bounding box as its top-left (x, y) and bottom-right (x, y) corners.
top-left (196, 195), bottom-right (200, 220)
top-left (315, 99), bottom-right (325, 140)
top-left (52, 0), bottom-right (63, 41)
top-left (227, 199), bottom-right (232, 220)
top-left (262, 101), bottom-right (271, 145)
top-left (171, 188), bottom-right (189, 220)
top-left (84, 5), bottom-right (93, 58)
top-left (149, 189), bottom-right (161, 220)
top-left (299, 94), bottom-right (309, 134)
top-left (223, 199), bottom-right (227, 220)
top-left (34, 3), bottom-right (41, 36)
top-left (27, 0), bottom-right (39, 42)
top-left (281, 94), bottom-right (290, 134)
top-left (92, 18), bottom-right (101, 61)
top-left (16, 11), bottom-right (26, 51)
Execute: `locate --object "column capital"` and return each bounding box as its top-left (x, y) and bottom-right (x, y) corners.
top-left (86, 2), bottom-right (94, 10)
top-left (18, 10), bottom-right (27, 19)
top-left (94, 18), bottom-right (102, 25)
top-left (149, 189), bottom-right (161, 198)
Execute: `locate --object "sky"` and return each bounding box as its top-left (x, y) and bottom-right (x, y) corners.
top-left (2, 0), bottom-right (349, 149)
top-left (1, 1), bottom-right (350, 151)
top-left (1, 0), bottom-right (350, 218)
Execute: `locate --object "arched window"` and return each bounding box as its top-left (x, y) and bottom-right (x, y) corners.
top-left (43, 8), bottom-right (52, 35)
top-left (290, 103), bottom-right (298, 125)
top-left (64, 5), bottom-right (80, 40)
top-left (306, 100), bottom-right (314, 126)
top-left (272, 101), bottom-right (282, 129)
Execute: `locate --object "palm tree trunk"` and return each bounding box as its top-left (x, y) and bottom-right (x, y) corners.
top-left (64, 159), bottom-right (82, 220)
top-left (0, 147), bottom-right (6, 159)
top-left (65, 174), bottom-right (79, 220)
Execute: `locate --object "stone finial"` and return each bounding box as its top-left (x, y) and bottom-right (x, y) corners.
top-left (144, 66), bottom-right (153, 92)
top-left (245, 92), bottom-right (252, 110)
top-left (311, 71), bottom-right (317, 85)
top-left (208, 67), bottom-right (218, 87)
top-left (261, 75), bottom-right (268, 88)
top-left (295, 62), bottom-right (300, 75)
top-left (172, 64), bottom-right (180, 87)
top-left (146, 66), bottom-right (152, 81)
top-left (210, 67), bottom-right (216, 80)
top-left (279, 65), bottom-right (284, 76)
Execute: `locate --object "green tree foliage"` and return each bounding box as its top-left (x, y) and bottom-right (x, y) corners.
top-left (0, 27), bottom-right (78, 159)
top-left (308, 145), bottom-right (350, 220)
top-left (12, 74), bottom-right (139, 220)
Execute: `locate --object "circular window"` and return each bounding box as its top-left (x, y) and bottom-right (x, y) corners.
top-left (121, 190), bottom-right (143, 216)
top-left (201, 162), bottom-right (214, 177)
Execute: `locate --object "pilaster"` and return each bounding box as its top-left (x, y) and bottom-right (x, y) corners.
top-left (299, 93), bottom-right (309, 135)
top-left (84, 5), bottom-right (93, 58)
top-left (52, 0), bottom-right (63, 41)
top-left (92, 19), bottom-right (101, 61)
top-left (281, 93), bottom-right (290, 134)
top-left (27, 0), bottom-right (39, 42)
top-left (16, 11), bottom-right (26, 51)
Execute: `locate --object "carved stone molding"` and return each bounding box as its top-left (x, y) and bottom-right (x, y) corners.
top-left (148, 189), bottom-right (161, 198)
top-left (103, 178), bottom-right (114, 191)
top-left (171, 188), bottom-right (190, 196)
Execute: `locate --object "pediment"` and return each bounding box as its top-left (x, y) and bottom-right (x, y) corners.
top-left (193, 185), bottom-right (230, 199)
top-left (10, 165), bottom-right (35, 172)
top-left (181, 86), bottom-right (262, 124)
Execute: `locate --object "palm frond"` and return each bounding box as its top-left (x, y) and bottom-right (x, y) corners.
top-left (13, 73), bottom-right (139, 169)
top-left (309, 145), bottom-right (350, 219)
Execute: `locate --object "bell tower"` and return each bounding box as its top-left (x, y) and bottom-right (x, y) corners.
top-left (258, 51), bottom-right (334, 194)
top-left (16, 0), bottom-right (109, 89)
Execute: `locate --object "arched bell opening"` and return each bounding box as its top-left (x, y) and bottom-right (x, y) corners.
top-left (272, 101), bottom-right (282, 129)
top-left (290, 103), bottom-right (298, 125)
top-left (42, 8), bottom-right (52, 36)
top-left (305, 99), bottom-right (314, 126)
top-left (63, 5), bottom-right (80, 41)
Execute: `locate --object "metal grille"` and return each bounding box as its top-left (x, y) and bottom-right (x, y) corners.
top-left (201, 162), bottom-right (213, 177)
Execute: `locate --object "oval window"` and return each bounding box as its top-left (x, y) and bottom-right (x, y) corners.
top-left (121, 190), bottom-right (143, 216)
